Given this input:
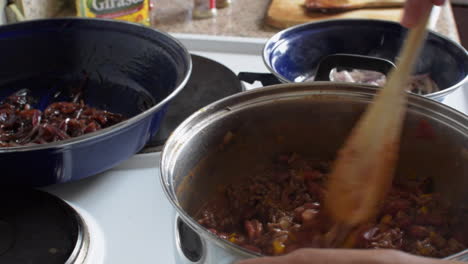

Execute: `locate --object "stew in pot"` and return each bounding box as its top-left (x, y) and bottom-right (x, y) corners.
top-left (196, 153), bottom-right (467, 257)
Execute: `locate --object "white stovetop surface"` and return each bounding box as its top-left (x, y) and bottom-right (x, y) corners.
top-left (45, 152), bottom-right (169, 264)
top-left (43, 36), bottom-right (468, 264)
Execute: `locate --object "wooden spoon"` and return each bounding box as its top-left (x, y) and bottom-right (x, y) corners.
top-left (323, 7), bottom-right (433, 247)
top-left (304, 0), bottom-right (404, 12)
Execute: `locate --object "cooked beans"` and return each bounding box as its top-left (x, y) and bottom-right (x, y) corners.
top-left (196, 153), bottom-right (467, 257)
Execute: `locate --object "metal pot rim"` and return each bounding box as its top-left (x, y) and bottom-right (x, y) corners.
top-left (160, 82), bottom-right (468, 260)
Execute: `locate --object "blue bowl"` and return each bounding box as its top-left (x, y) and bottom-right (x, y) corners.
top-left (263, 19), bottom-right (468, 101)
top-left (0, 18), bottom-right (191, 186)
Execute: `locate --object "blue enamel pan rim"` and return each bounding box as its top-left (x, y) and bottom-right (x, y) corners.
top-left (262, 18), bottom-right (468, 100)
top-left (0, 17), bottom-right (192, 153)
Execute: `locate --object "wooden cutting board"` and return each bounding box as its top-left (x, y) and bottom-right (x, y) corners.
top-left (265, 0), bottom-right (404, 29)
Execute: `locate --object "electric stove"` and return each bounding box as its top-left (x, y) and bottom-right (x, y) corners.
top-left (12, 34), bottom-right (466, 264)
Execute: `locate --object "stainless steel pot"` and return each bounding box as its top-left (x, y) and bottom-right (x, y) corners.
top-left (160, 82), bottom-right (468, 263)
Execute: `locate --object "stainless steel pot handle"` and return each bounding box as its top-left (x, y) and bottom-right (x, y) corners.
top-left (174, 215), bottom-right (205, 264)
top-left (446, 249), bottom-right (468, 262)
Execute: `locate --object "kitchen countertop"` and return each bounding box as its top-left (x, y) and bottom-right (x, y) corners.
top-left (23, 0), bottom-right (460, 42)
top-left (152, 0), bottom-right (460, 42)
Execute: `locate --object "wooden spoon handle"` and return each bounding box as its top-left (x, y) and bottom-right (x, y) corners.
top-left (355, 0), bottom-right (405, 8)
top-left (305, 0), bottom-right (404, 11)
top-left (325, 8), bottom-right (432, 229)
